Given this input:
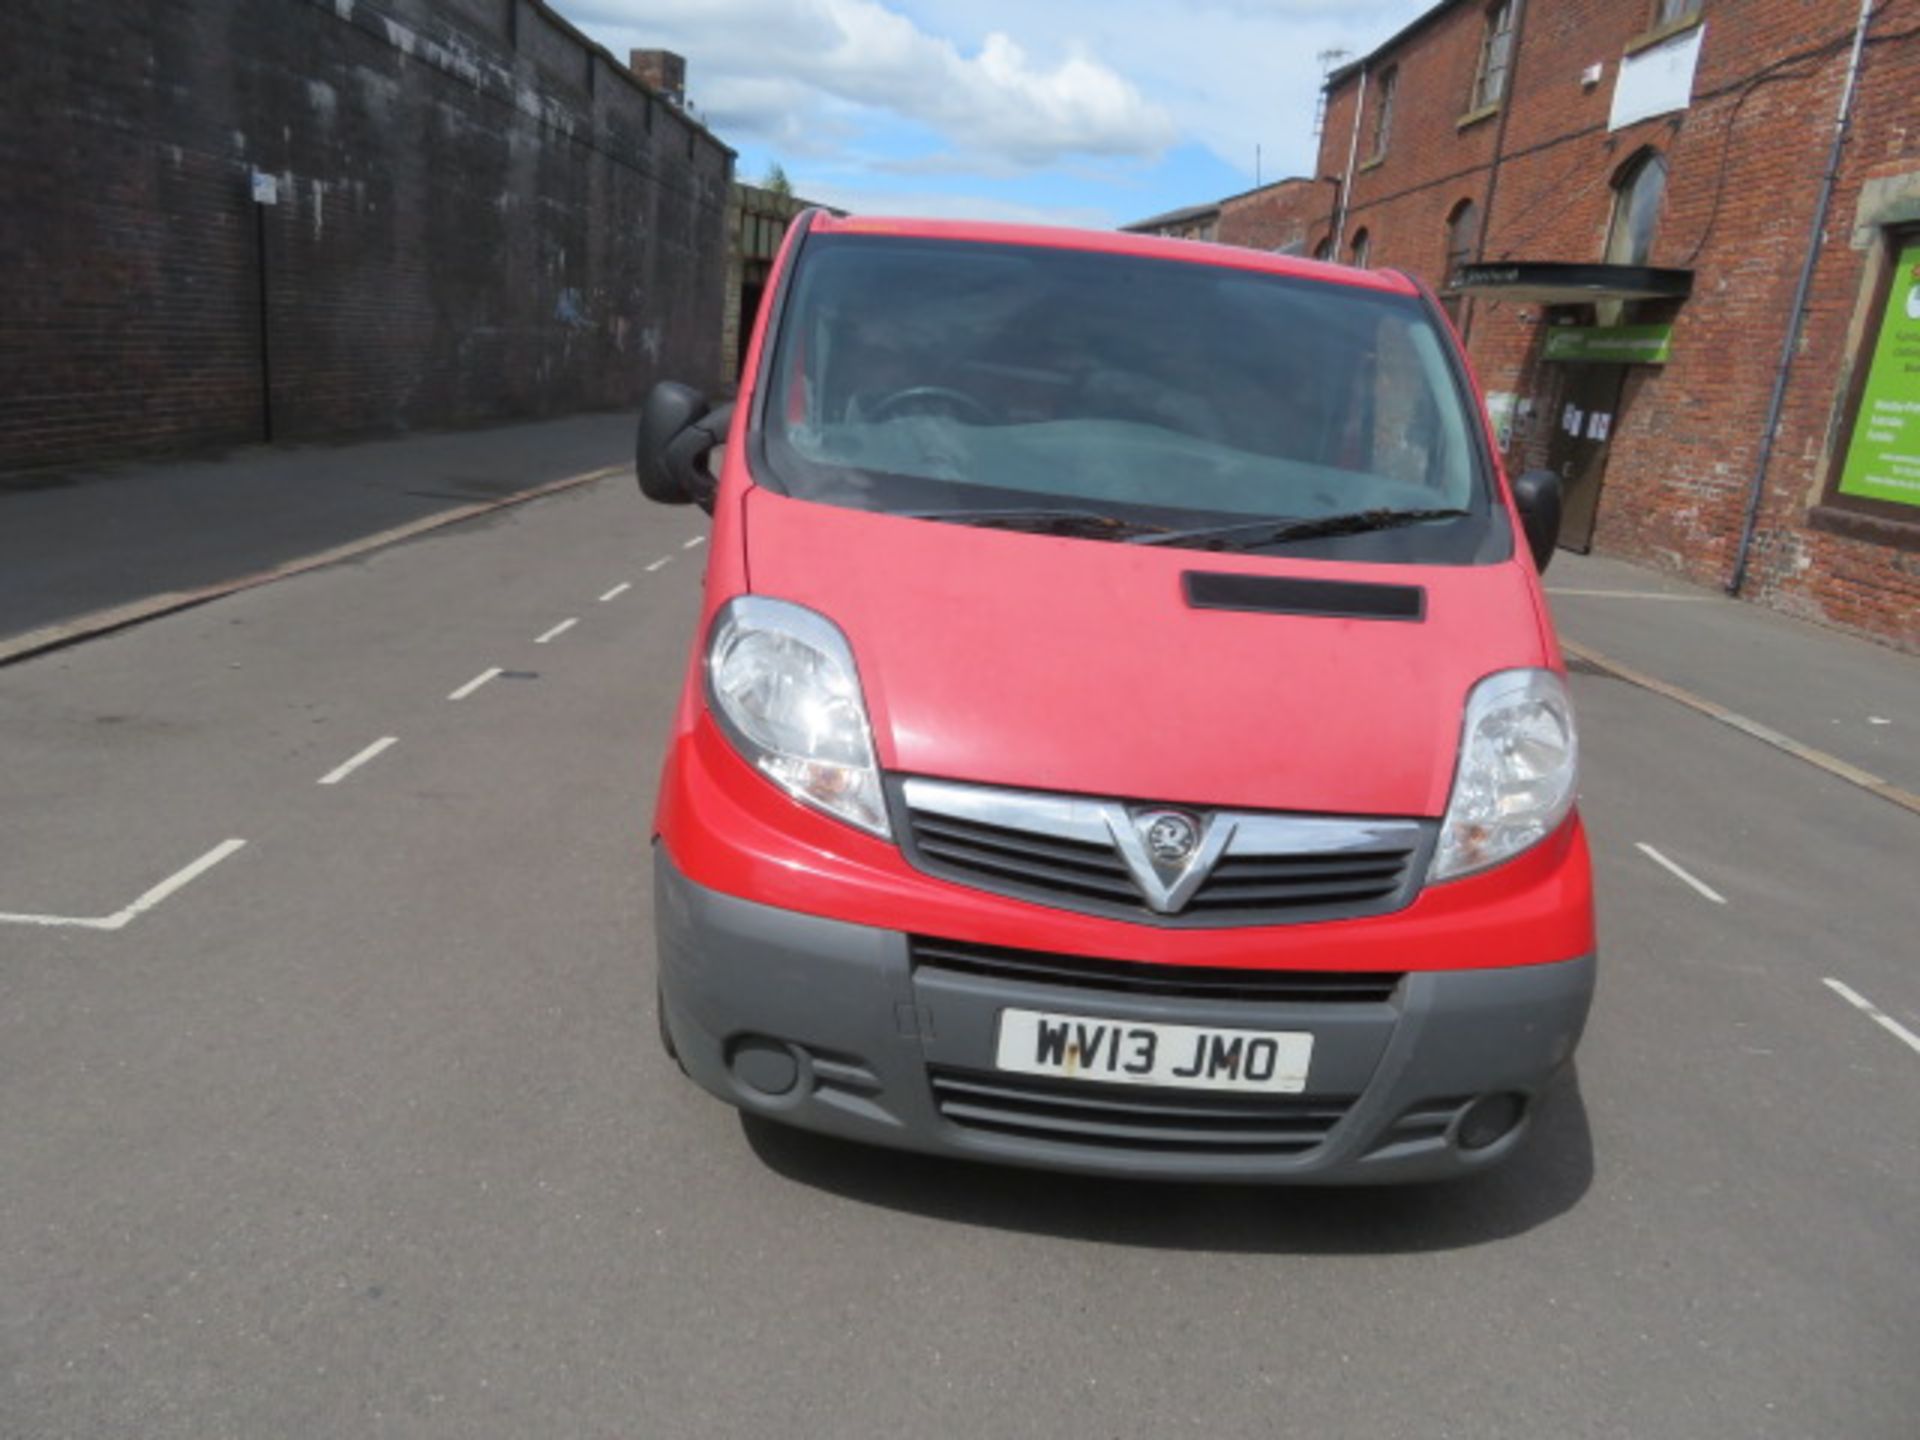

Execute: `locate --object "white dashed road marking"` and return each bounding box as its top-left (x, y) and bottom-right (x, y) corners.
top-left (448, 667), bottom-right (503, 701)
top-left (317, 736), bottom-right (397, 786)
top-left (1634, 842), bottom-right (1728, 905)
top-left (535, 618), bottom-right (578, 644)
top-left (683, 535), bottom-right (705, 549)
top-left (599, 582), bottom-right (632, 602)
top-left (645, 557), bottom-right (672, 572)
top-left (0, 839), bottom-right (248, 932)
top-left (1823, 978), bottom-right (1920, 1057)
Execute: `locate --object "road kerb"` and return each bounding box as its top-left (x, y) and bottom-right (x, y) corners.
top-left (1563, 637), bottom-right (1920, 819)
top-left (0, 464), bottom-right (627, 668)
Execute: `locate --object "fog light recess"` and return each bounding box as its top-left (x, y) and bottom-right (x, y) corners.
top-left (727, 1036), bottom-right (801, 1097)
top-left (1457, 1092), bottom-right (1527, 1151)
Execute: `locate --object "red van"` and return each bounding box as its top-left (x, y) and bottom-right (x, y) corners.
top-left (637, 213), bottom-right (1593, 1182)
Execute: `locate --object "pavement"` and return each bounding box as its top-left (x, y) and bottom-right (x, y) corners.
top-left (1545, 550), bottom-right (1920, 800)
top-left (0, 413), bottom-right (634, 655)
top-left (2, 445), bottom-right (1916, 1437)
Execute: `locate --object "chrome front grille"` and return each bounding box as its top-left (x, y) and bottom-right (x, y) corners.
top-left (893, 776), bottom-right (1433, 927)
top-left (1183, 850), bottom-right (1414, 913)
top-left (908, 810), bottom-right (1137, 906)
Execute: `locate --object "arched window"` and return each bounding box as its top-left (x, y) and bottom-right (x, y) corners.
top-left (1606, 151), bottom-right (1667, 267)
top-left (1444, 199), bottom-right (1479, 282)
top-left (1441, 199), bottom-right (1479, 321)
top-left (1350, 228), bottom-right (1371, 268)
top-left (1313, 237), bottom-right (1333, 262)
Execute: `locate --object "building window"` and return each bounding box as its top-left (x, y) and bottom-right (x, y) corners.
top-left (1655, 0), bottom-right (1703, 25)
top-left (1441, 199), bottom-right (1479, 320)
top-left (1350, 228), bottom-right (1372, 268)
top-left (1598, 151), bottom-right (1667, 325)
top-left (1473, 1), bottom-right (1516, 111)
top-left (1605, 150), bottom-right (1667, 267)
top-left (1370, 68), bottom-right (1397, 159)
top-left (1444, 199), bottom-right (1479, 281)
top-left (1313, 237), bottom-right (1333, 262)
top-left (1816, 224), bottom-right (1920, 544)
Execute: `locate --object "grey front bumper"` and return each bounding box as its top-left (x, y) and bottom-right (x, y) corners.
top-left (654, 848), bottom-right (1595, 1184)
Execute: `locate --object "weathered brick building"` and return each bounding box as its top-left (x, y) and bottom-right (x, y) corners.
top-left (1216, 178), bottom-right (1324, 253)
top-left (1, 0), bottom-right (734, 474)
top-left (1123, 200), bottom-right (1223, 243)
top-left (720, 182), bottom-right (846, 388)
top-left (1125, 178), bottom-right (1323, 253)
top-left (1139, 0), bottom-right (1920, 650)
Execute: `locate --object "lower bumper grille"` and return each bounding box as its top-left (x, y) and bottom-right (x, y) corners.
top-left (929, 1068), bottom-right (1355, 1155)
top-left (912, 935), bottom-right (1404, 1004)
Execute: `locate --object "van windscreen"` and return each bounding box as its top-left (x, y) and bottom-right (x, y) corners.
top-left (758, 234), bottom-right (1503, 563)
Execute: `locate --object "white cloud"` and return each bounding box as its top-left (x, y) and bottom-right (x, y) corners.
top-left (569, 0), bottom-right (1176, 166)
top-left (895, 0), bottom-right (1432, 180)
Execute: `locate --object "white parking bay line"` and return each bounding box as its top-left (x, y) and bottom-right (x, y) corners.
top-left (0, 838), bottom-right (248, 932)
top-left (535, 618), bottom-right (578, 644)
top-left (599, 582), bottom-right (632, 602)
top-left (1823, 978), bottom-right (1920, 1057)
top-left (1546, 588), bottom-right (1711, 601)
top-left (683, 535), bottom-right (706, 549)
top-left (1634, 842), bottom-right (1728, 905)
top-left (317, 736), bottom-right (397, 786)
top-left (448, 667), bottom-right (503, 701)
top-left (645, 557), bottom-right (672, 572)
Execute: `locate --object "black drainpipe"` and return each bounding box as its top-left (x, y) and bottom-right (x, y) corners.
top-left (254, 184), bottom-right (274, 444)
top-left (1727, 0), bottom-right (1877, 596)
top-left (1463, 0), bottom-right (1531, 345)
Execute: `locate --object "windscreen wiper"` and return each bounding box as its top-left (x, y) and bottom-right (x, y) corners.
top-left (1129, 507), bottom-right (1471, 553)
top-left (896, 507), bottom-right (1172, 539)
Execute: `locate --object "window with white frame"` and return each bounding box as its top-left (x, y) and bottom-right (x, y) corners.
top-left (1473, 1), bottom-right (1517, 111)
top-left (1370, 68), bottom-right (1397, 159)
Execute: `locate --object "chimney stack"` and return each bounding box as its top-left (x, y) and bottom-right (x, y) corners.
top-left (629, 49), bottom-right (686, 108)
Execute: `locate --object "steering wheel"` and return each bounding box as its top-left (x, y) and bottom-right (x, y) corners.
top-left (866, 385), bottom-right (997, 426)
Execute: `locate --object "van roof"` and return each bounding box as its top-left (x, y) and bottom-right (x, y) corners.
top-left (808, 213), bottom-right (1419, 296)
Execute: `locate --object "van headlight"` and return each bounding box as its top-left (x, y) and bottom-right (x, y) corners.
top-left (1431, 668), bottom-right (1578, 881)
top-left (705, 596), bottom-right (890, 838)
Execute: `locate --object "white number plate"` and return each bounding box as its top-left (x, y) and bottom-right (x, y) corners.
top-left (994, 1008), bottom-right (1313, 1094)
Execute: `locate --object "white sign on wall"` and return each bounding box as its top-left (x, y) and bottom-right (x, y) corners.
top-left (1485, 390), bottom-right (1518, 449)
top-left (1609, 25), bottom-right (1704, 131)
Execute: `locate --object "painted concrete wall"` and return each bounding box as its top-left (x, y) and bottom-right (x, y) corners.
top-left (0, 0), bottom-right (733, 472)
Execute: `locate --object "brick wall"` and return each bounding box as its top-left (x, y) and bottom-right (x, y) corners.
top-left (1316, 1), bottom-right (1501, 274)
top-left (1216, 179), bottom-right (1325, 253)
top-left (0, 0), bottom-right (733, 474)
top-left (1311, 0), bottom-right (1920, 651)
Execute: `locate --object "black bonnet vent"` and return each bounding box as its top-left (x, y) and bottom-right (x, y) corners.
top-left (1184, 572), bottom-right (1426, 622)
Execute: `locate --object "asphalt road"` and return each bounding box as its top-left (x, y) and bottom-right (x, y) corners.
top-left (3, 477), bottom-right (1915, 1439)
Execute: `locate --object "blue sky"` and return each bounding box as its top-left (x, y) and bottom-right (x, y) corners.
top-left (566, 0), bottom-right (1433, 229)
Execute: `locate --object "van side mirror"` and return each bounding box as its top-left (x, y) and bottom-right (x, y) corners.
top-left (636, 382), bottom-right (732, 513)
top-left (1511, 469), bottom-right (1563, 573)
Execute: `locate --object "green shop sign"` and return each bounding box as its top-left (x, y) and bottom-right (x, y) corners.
top-left (1838, 241), bottom-right (1920, 511)
top-left (1543, 324), bottom-right (1674, 365)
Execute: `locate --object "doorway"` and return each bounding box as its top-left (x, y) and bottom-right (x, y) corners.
top-left (736, 272), bottom-right (767, 381)
top-left (1544, 363), bottom-right (1626, 552)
